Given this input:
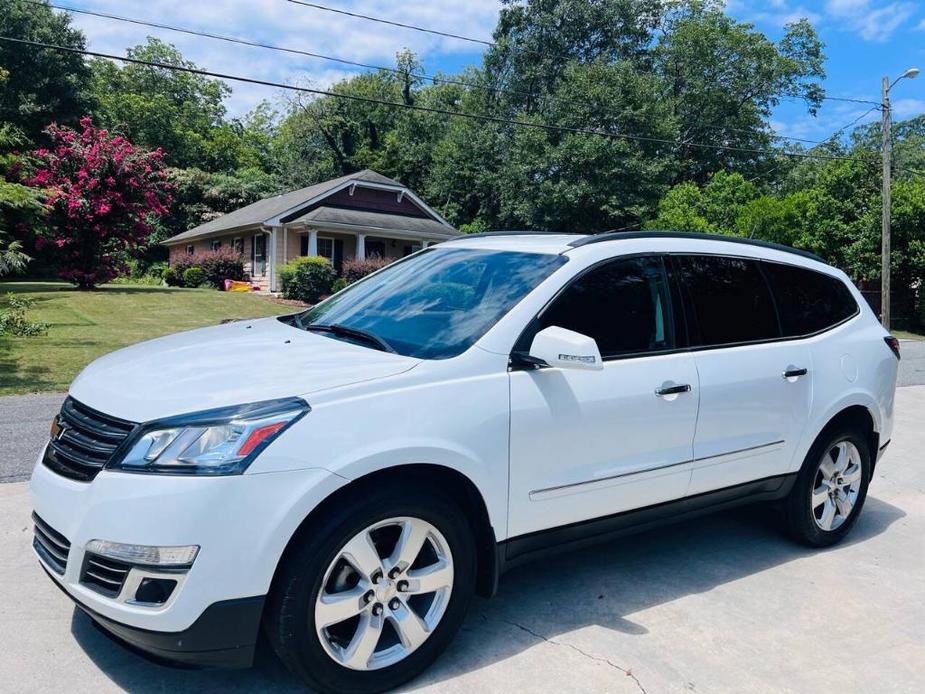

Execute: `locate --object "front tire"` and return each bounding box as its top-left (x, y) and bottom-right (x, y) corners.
top-left (783, 428), bottom-right (871, 547)
top-left (265, 482), bottom-right (476, 693)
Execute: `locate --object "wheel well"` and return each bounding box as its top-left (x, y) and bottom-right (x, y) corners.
top-left (818, 405), bottom-right (879, 469)
top-left (272, 464), bottom-right (500, 599)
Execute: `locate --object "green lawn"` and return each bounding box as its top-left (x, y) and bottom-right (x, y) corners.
top-left (0, 282), bottom-right (292, 396)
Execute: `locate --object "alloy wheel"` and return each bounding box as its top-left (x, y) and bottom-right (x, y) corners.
top-left (314, 516), bottom-right (454, 671)
top-left (811, 440), bottom-right (863, 532)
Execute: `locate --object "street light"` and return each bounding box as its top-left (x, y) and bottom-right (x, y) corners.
top-left (881, 66), bottom-right (919, 330)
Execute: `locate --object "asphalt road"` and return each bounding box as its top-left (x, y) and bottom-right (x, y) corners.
top-left (2, 386), bottom-right (923, 691)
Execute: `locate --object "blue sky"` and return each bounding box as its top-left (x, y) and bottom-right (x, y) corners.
top-left (64, 1), bottom-right (925, 143)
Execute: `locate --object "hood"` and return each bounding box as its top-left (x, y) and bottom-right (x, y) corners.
top-left (69, 317), bottom-right (420, 422)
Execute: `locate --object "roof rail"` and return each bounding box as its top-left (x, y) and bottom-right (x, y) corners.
top-left (444, 230), bottom-right (584, 241)
top-left (566, 230), bottom-right (824, 262)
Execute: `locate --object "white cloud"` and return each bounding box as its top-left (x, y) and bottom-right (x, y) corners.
top-left (891, 97), bottom-right (925, 118)
top-left (66, 0), bottom-right (502, 116)
top-left (825, 0), bottom-right (918, 42)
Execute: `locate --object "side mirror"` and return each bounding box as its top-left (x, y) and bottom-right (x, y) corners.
top-left (528, 326), bottom-right (603, 371)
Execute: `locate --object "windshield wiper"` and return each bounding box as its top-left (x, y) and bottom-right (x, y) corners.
top-left (305, 323), bottom-right (396, 353)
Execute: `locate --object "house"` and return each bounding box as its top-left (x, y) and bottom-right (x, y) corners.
top-left (163, 169), bottom-right (460, 291)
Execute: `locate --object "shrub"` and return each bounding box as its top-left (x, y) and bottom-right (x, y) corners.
top-left (331, 277), bottom-right (348, 293)
top-left (173, 247), bottom-right (246, 288)
top-left (342, 256), bottom-right (392, 285)
top-left (162, 267), bottom-right (181, 287)
top-left (0, 293), bottom-right (48, 337)
top-left (280, 256), bottom-right (336, 303)
top-left (183, 266), bottom-right (206, 287)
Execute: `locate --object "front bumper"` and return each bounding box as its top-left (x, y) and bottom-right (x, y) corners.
top-left (30, 448), bottom-right (345, 662)
top-left (42, 562), bottom-right (264, 668)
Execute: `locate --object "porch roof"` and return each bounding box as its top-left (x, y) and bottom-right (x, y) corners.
top-left (162, 169), bottom-right (456, 246)
top-left (288, 206), bottom-right (458, 238)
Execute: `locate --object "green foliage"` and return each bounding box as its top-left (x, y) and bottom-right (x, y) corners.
top-left (279, 256), bottom-right (336, 304)
top-left (109, 274), bottom-right (164, 286)
top-left (0, 292), bottom-right (47, 336)
top-left (162, 267), bottom-right (181, 287)
top-left (182, 266), bottom-right (206, 288)
top-left (331, 277), bottom-right (348, 293)
top-left (90, 38), bottom-right (234, 170)
top-left (162, 167), bottom-right (280, 242)
top-left (0, 0), bottom-right (93, 140)
top-left (0, 124), bottom-right (41, 275)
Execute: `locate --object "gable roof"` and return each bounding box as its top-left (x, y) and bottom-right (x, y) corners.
top-left (163, 169), bottom-right (455, 244)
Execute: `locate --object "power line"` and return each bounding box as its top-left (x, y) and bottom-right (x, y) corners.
top-left (284, 1), bottom-right (883, 109)
top-left (35, 0), bottom-right (530, 99)
top-left (831, 105), bottom-right (882, 136)
top-left (49, 0), bottom-right (882, 146)
top-left (285, 0), bottom-right (493, 47)
top-left (1, 35), bottom-right (892, 169)
top-left (778, 92), bottom-right (881, 107)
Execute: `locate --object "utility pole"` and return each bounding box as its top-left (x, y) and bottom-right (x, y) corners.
top-left (880, 67), bottom-right (919, 330)
top-left (881, 76), bottom-right (891, 330)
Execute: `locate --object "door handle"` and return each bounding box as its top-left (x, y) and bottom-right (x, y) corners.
top-left (782, 367), bottom-right (808, 379)
top-left (655, 383), bottom-right (692, 397)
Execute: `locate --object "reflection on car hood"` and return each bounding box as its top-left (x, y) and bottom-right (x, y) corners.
top-left (69, 317), bottom-right (420, 422)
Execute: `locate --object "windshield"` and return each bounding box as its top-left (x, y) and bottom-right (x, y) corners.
top-left (289, 247), bottom-right (567, 359)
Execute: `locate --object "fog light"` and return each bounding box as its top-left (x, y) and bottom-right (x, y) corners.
top-left (134, 577), bottom-right (178, 605)
top-left (85, 540), bottom-right (199, 568)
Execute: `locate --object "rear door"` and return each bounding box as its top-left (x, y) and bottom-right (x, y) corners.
top-left (507, 255), bottom-right (700, 538)
top-left (670, 254), bottom-right (813, 495)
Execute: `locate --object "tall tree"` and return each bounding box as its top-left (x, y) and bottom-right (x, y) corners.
top-left (0, 0), bottom-right (93, 140)
top-left (654, 6), bottom-right (824, 181)
top-left (89, 38), bottom-right (230, 170)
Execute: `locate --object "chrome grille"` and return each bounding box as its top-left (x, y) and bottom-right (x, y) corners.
top-left (32, 513), bottom-right (71, 575)
top-left (80, 554), bottom-right (132, 598)
top-left (42, 397), bottom-right (136, 482)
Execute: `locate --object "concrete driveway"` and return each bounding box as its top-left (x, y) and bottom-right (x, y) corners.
top-left (1, 386), bottom-right (924, 692)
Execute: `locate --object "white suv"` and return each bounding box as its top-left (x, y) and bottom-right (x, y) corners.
top-left (31, 231), bottom-right (898, 691)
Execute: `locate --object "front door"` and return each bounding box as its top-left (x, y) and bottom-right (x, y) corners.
top-left (508, 256), bottom-right (700, 538)
top-left (670, 254), bottom-right (813, 495)
top-left (253, 234), bottom-right (267, 276)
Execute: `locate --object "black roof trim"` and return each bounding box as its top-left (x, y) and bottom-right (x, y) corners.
top-left (566, 231), bottom-right (824, 262)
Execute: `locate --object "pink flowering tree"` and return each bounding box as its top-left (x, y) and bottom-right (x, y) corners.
top-left (28, 117), bottom-right (172, 288)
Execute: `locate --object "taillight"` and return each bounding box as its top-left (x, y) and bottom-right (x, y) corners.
top-left (884, 336), bottom-right (901, 360)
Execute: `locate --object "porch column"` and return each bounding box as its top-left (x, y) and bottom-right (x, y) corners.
top-left (307, 229), bottom-right (318, 257)
top-left (356, 233), bottom-right (366, 260)
top-left (422, 240), bottom-right (430, 248)
top-left (268, 227), bottom-right (278, 292)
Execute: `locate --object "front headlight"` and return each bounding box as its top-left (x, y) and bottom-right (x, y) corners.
top-left (110, 397), bottom-right (309, 475)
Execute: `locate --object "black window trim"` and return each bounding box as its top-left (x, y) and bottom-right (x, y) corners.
top-left (511, 253), bottom-right (688, 364)
top-left (510, 251), bottom-right (861, 366)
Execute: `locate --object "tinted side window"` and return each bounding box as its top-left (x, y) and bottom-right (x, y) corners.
top-left (762, 261), bottom-right (858, 336)
top-left (537, 256), bottom-right (673, 357)
top-left (674, 255), bottom-right (779, 346)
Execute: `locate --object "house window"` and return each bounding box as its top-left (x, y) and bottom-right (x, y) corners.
top-left (403, 243), bottom-right (423, 257)
top-left (210, 239), bottom-right (222, 251)
top-left (232, 237), bottom-right (244, 254)
top-left (317, 237), bottom-right (334, 261)
top-left (366, 240), bottom-right (386, 258)
top-left (185, 245), bottom-right (194, 255)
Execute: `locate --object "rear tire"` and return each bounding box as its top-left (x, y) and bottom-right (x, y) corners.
top-left (783, 427), bottom-right (871, 547)
top-left (265, 482), bottom-right (476, 694)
